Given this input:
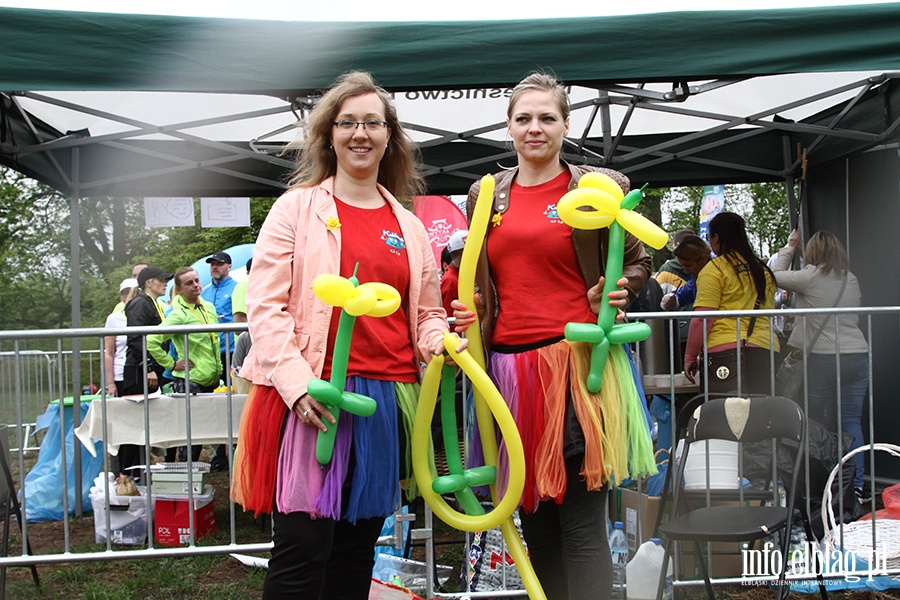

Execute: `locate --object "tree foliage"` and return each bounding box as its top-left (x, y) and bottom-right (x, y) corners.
top-left (0, 164), bottom-right (791, 332)
top-left (0, 166), bottom-right (276, 333)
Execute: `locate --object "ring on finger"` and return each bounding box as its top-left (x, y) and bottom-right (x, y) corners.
top-left (303, 408), bottom-right (312, 416)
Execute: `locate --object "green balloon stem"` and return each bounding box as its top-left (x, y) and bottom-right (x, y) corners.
top-left (431, 362), bottom-right (493, 516)
top-left (312, 262), bottom-right (380, 466)
top-left (565, 186), bottom-right (654, 394)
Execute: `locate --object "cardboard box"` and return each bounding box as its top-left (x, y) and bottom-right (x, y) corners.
top-left (676, 497), bottom-right (747, 579)
top-left (151, 472), bottom-right (205, 496)
top-left (614, 488), bottom-right (747, 578)
top-left (617, 488), bottom-right (662, 558)
top-left (680, 539), bottom-right (745, 579)
top-left (153, 490), bottom-right (217, 546)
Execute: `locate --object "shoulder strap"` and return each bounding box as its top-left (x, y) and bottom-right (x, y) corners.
top-left (804, 274), bottom-right (849, 352)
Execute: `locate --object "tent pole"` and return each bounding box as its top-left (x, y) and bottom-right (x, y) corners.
top-left (782, 135), bottom-right (798, 230)
top-left (69, 148), bottom-right (83, 518)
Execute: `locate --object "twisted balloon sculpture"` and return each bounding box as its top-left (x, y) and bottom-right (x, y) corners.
top-left (412, 174), bottom-right (546, 600)
top-left (308, 265), bottom-right (401, 465)
top-left (556, 172), bottom-right (668, 392)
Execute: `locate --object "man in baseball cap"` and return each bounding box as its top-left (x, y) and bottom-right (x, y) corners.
top-left (201, 250), bottom-right (238, 471)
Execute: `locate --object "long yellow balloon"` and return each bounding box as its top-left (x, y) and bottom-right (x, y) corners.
top-left (454, 174), bottom-right (546, 600)
top-left (412, 334), bottom-right (524, 531)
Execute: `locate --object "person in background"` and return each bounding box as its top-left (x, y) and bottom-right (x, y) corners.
top-left (232, 258), bottom-right (252, 324)
top-left (121, 265), bottom-right (174, 475)
top-left (452, 71), bottom-right (651, 600)
top-left (123, 265), bottom-right (174, 396)
top-left (202, 251), bottom-right (237, 367)
top-left (147, 267), bottom-right (222, 394)
top-left (231, 258), bottom-right (253, 394)
top-left (232, 71), bottom-right (465, 599)
top-left (112, 262), bottom-right (151, 314)
top-left (202, 251), bottom-right (238, 471)
top-left (683, 212), bottom-right (778, 394)
top-left (440, 230), bottom-right (466, 317)
top-left (104, 278), bottom-right (137, 397)
top-left (148, 267), bottom-right (222, 462)
top-left (655, 228), bottom-right (695, 291)
top-left (772, 229), bottom-right (871, 502)
top-left (660, 235), bottom-right (711, 311)
top-left (440, 246), bottom-right (453, 276)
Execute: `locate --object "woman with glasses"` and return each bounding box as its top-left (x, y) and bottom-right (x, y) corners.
top-left (233, 71), bottom-right (465, 599)
top-left (453, 71), bottom-right (651, 599)
top-left (683, 212), bottom-right (779, 393)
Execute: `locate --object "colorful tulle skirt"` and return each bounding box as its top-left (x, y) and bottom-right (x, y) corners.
top-left (232, 377), bottom-right (425, 523)
top-left (476, 340), bottom-right (656, 513)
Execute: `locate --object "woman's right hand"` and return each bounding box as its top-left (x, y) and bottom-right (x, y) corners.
top-left (451, 294), bottom-right (483, 334)
top-left (294, 394), bottom-right (336, 432)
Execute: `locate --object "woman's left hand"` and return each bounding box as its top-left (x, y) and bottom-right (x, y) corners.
top-left (431, 333), bottom-right (468, 366)
top-left (683, 358), bottom-right (699, 384)
top-left (588, 276), bottom-right (629, 321)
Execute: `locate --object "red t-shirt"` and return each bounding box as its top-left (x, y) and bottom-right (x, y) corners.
top-left (321, 198), bottom-right (418, 383)
top-left (487, 170), bottom-right (595, 347)
top-left (440, 265), bottom-right (459, 318)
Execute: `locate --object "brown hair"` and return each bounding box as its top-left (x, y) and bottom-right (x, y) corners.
top-left (673, 234), bottom-right (711, 262)
top-left (173, 267), bottom-right (197, 291)
top-left (284, 71), bottom-right (424, 200)
top-left (507, 71), bottom-right (570, 122)
top-left (804, 231), bottom-right (849, 276)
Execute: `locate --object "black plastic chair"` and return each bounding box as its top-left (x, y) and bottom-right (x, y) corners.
top-left (655, 395), bottom-right (826, 600)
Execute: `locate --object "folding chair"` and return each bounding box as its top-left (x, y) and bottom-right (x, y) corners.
top-left (0, 425), bottom-right (40, 599)
top-left (656, 396), bottom-right (826, 600)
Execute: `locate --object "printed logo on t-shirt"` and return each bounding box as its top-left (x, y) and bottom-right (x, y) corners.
top-left (381, 230), bottom-right (406, 255)
top-left (543, 203), bottom-right (563, 224)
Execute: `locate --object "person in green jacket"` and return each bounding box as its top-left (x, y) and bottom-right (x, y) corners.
top-left (148, 267), bottom-right (223, 393)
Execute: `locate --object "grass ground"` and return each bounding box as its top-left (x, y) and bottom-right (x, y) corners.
top-left (0, 447), bottom-right (895, 599)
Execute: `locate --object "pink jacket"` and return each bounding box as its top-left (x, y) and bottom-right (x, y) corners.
top-left (240, 177), bottom-right (447, 408)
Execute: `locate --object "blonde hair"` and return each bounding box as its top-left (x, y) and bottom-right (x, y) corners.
top-left (804, 231), bottom-right (849, 276)
top-left (123, 286), bottom-right (140, 304)
top-left (284, 71), bottom-right (424, 200)
top-left (507, 71), bottom-right (570, 122)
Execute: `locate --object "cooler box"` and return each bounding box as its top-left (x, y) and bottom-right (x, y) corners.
top-left (91, 487), bottom-right (148, 545)
top-left (150, 462), bottom-right (210, 496)
top-left (153, 486), bottom-right (217, 546)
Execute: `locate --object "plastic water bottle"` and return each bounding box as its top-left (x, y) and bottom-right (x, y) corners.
top-left (626, 538), bottom-right (673, 600)
top-left (609, 521), bottom-right (628, 600)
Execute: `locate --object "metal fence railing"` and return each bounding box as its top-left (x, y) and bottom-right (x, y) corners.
top-left (0, 307), bottom-right (897, 596)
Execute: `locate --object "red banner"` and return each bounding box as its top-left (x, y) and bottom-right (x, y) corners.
top-left (412, 195), bottom-right (468, 268)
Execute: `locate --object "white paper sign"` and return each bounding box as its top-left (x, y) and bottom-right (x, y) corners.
top-left (201, 197), bottom-right (251, 228)
top-left (144, 197), bottom-right (196, 228)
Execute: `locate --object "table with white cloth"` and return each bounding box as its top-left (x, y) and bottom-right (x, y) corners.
top-left (74, 393), bottom-right (247, 456)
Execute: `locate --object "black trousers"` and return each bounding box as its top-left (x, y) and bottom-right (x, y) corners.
top-left (519, 456), bottom-right (612, 600)
top-left (262, 510), bottom-right (383, 599)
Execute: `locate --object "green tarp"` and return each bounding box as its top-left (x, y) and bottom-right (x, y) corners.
top-left (1, 4), bottom-right (899, 196)
top-left (2, 5), bottom-right (900, 93)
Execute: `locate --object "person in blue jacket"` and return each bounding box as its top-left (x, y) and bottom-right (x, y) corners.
top-left (201, 251), bottom-right (238, 471)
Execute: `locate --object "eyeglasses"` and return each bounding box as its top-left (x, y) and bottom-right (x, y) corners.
top-left (333, 119), bottom-right (389, 132)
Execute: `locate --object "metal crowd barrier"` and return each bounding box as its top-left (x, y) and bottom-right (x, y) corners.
top-left (0, 307), bottom-right (896, 598)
